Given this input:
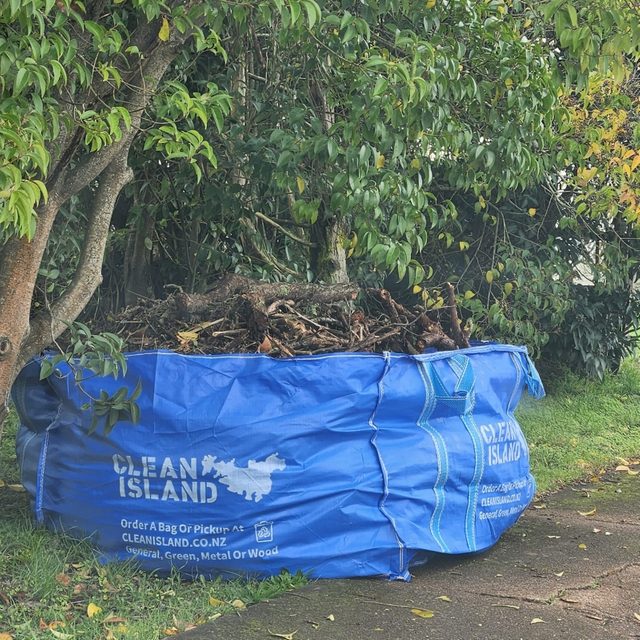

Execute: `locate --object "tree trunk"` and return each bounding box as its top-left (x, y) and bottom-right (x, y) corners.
top-left (0, 193), bottom-right (63, 433)
top-left (125, 209), bottom-right (156, 306)
top-left (311, 216), bottom-right (350, 284)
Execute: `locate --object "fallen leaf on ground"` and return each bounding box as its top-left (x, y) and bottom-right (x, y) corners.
top-left (578, 543), bottom-right (587, 549)
top-left (326, 614), bottom-right (335, 621)
top-left (86, 603), bottom-right (102, 618)
top-left (491, 604), bottom-right (520, 609)
top-left (55, 573), bottom-right (71, 587)
top-left (307, 621), bottom-right (320, 629)
top-left (0, 479), bottom-right (5, 487)
top-left (616, 457), bottom-right (630, 465)
top-left (554, 572), bottom-right (564, 577)
top-left (102, 616), bottom-right (126, 624)
top-left (533, 504), bottom-right (546, 509)
top-left (209, 596), bottom-right (224, 607)
top-left (102, 579), bottom-right (119, 593)
top-left (586, 614), bottom-right (604, 621)
top-left (170, 615), bottom-right (196, 632)
top-left (268, 630), bottom-right (298, 640)
top-left (40, 620), bottom-right (65, 630)
top-left (231, 599), bottom-right (245, 609)
top-left (49, 630), bottom-right (73, 640)
top-left (531, 618), bottom-right (545, 624)
top-left (560, 597), bottom-right (580, 603)
top-left (72, 584), bottom-right (86, 595)
top-left (7, 484), bottom-right (26, 492)
top-left (547, 535), bottom-right (560, 539)
top-left (436, 595), bottom-right (451, 602)
top-left (411, 608), bottom-right (435, 618)
top-left (0, 634), bottom-right (12, 640)
top-left (162, 619), bottom-right (197, 635)
top-left (578, 509), bottom-right (596, 516)
top-left (615, 465), bottom-right (640, 475)
top-left (593, 528), bottom-right (601, 533)
top-left (634, 612), bottom-right (640, 621)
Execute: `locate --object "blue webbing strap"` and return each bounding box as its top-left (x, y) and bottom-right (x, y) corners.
top-left (426, 355), bottom-right (483, 552)
top-left (416, 360), bottom-right (450, 553)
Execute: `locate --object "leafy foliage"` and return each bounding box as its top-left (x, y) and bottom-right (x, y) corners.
top-left (114, 0), bottom-right (568, 295)
top-left (39, 321), bottom-right (141, 436)
top-left (547, 284), bottom-right (640, 379)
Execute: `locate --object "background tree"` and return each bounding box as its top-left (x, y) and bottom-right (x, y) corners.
top-left (95, 1), bottom-right (568, 331)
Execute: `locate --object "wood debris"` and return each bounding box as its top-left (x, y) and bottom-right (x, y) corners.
top-left (100, 275), bottom-right (472, 357)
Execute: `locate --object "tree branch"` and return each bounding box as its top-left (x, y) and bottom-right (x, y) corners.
top-left (254, 211), bottom-right (316, 247)
top-left (23, 158), bottom-right (134, 368)
top-left (61, 31), bottom-right (189, 199)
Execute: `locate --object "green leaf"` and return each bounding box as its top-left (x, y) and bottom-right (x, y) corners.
top-left (373, 77), bottom-right (389, 97)
top-left (130, 378), bottom-right (143, 401)
top-left (13, 68), bottom-right (30, 95)
top-left (112, 386), bottom-right (128, 404)
top-left (130, 402), bottom-right (141, 426)
top-left (332, 173), bottom-right (348, 191)
top-left (39, 360), bottom-right (54, 380)
top-left (88, 414), bottom-right (100, 435)
top-left (302, 0), bottom-right (320, 29)
top-left (289, 0), bottom-right (301, 25)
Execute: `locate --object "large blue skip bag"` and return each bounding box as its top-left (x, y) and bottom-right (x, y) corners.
top-left (14, 344), bottom-right (544, 580)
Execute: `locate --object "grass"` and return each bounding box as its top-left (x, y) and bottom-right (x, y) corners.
top-left (2, 358), bottom-right (640, 638)
top-left (0, 412), bottom-right (307, 640)
top-left (517, 357), bottom-right (640, 494)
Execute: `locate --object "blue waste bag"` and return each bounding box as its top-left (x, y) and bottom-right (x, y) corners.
top-left (13, 344), bottom-right (544, 580)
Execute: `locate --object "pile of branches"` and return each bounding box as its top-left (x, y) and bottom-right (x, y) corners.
top-left (103, 274), bottom-right (472, 357)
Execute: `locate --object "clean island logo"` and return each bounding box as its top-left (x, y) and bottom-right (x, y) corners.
top-left (113, 453), bottom-right (286, 504)
top-left (202, 454), bottom-right (286, 502)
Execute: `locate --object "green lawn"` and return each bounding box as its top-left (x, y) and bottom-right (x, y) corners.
top-left (517, 357), bottom-right (640, 494)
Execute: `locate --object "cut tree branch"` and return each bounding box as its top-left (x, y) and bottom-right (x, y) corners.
top-left (174, 274), bottom-right (359, 317)
top-left (445, 282), bottom-right (470, 349)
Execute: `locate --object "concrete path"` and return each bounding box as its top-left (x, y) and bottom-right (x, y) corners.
top-left (175, 469), bottom-right (640, 640)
